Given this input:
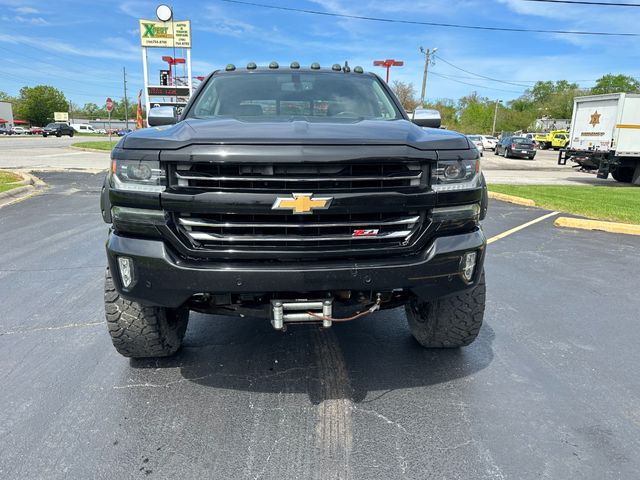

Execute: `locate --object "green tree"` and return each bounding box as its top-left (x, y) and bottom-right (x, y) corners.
top-left (457, 92), bottom-right (494, 133)
top-left (526, 80), bottom-right (585, 119)
top-left (0, 91), bottom-right (17, 102)
top-left (591, 74), bottom-right (640, 95)
top-left (79, 102), bottom-right (108, 119)
top-left (15, 86), bottom-right (68, 126)
top-left (391, 81), bottom-right (418, 112)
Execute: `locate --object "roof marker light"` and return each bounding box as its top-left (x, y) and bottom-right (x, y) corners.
top-left (247, 62), bottom-right (257, 70)
top-left (269, 61), bottom-right (279, 69)
top-left (290, 61), bottom-right (300, 69)
top-left (310, 62), bottom-right (321, 70)
top-left (225, 64), bottom-right (236, 71)
top-left (331, 63), bottom-right (341, 71)
top-left (343, 61), bottom-right (351, 73)
top-left (354, 66), bottom-right (364, 74)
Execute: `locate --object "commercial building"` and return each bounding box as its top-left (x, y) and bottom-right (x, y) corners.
top-left (0, 101), bottom-right (14, 127)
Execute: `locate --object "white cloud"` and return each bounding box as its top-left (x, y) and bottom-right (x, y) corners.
top-left (0, 33), bottom-right (140, 61)
top-left (14, 6), bottom-right (39, 14)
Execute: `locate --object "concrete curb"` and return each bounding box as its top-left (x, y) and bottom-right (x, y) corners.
top-left (0, 170), bottom-right (46, 208)
top-left (554, 217), bottom-right (640, 236)
top-left (69, 145), bottom-right (113, 153)
top-left (488, 191), bottom-right (536, 207)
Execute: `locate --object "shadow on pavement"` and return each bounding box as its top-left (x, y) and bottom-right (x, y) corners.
top-left (130, 308), bottom-right (495, 404)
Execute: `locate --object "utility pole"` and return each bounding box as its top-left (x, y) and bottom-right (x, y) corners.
top-left (492, 99), bottom-right (502, 136)
top-left (419, 47), bottom-right (437, 109)
top-left (123, 66), bottom-right (129, 130)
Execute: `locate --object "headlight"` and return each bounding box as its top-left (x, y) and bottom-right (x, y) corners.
top-left (432, 158), bottom-right (481, 191)
top-left (111, 159), bottom-right (166, 192)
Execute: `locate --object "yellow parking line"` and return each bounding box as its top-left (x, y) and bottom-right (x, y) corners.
top-left (488, 211), bottom-right (559, 244)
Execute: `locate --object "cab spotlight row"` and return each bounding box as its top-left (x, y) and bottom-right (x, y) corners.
top-left (224, 62), bottom-right (364, 73)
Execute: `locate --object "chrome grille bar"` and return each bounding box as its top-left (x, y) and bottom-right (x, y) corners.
top-left (179, 215), bottom-right (421, 229)
top-left (175, 172), bottom-right (422, 183)
top-left (188, 230), bottom-right (413, 242)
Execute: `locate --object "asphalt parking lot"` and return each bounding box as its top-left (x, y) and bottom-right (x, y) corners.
top-left (1, 171), bottom-right (639, 479)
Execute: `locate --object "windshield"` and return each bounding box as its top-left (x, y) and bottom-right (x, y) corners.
top-left (484, 136), bottom-right (497, 140)
top-left (189, 72), bottom-right (402, 121)
top-left (512, 137), bottom-right (531, 144)
top-left (45, 123), bottom-right (56, 128)
top-left (468, 135), bottom-right (482, 141)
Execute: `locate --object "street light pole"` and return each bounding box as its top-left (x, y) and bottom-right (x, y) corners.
top-left (492, 99), bottom-right (502, 136)
top-left (123, 67), bottom-right (129, 130)
top-left (419, 47), bottom-right (437, 108)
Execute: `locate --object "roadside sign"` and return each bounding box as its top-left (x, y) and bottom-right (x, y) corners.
top-left (106, 98), bottom-right (113, 113)
top-left (53, 112), bottom-right (69, 122)
top-left (139, 19), bottom-right (191, 48)
top-left (147, 86), bottom-right (190, 97)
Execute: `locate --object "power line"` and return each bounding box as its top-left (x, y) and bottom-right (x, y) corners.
top-left (217, 0), bottom-right (640, 36)
top-left (523, 0), bottom-right (640, 6)
top-left (429, 72), bottom-right (525, 94)
top-left (433, 54), bottom-right (532, 88)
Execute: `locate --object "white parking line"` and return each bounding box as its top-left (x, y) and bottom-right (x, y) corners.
top-left (488, 211), bottom-right (560, 244)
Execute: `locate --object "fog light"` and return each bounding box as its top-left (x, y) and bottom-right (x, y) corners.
top-left (461, 251), bottom-right (477, 282)
top-left (117, 257), bottom-right (134, 288)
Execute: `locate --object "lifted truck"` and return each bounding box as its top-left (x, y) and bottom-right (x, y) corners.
top-left (100, 63), bottom-right (488, 358)
top-left (559, 93), bottom-right (640, 184)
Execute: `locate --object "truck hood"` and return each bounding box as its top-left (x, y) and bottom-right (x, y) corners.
top-left (122, 118), bottom-right (470, 151)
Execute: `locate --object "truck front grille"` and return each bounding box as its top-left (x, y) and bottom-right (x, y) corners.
top-left (174, 211), bottom-right (425, 252)
top-left (173, 161), bottom-right (425, 192)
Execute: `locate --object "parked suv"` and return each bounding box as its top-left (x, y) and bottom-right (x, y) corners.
top-left (100, 64), bottom-right (488, 358)
top-left (42, 123), bottom-right (74, 137)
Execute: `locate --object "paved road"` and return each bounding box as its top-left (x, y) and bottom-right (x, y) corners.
top-left (0, 136), bottom-right (110, 171)
top-left (1, 172), bottom-right (639, 479)
top-left (481, 149), bottom-right (616, 185)
top-left (0, 135), bottom-right (619, 185)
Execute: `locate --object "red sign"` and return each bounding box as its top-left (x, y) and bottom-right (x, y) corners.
top-left (147, 86), bottom-right (190, 97)
top-left (106, 97), bottom-right (113, 112)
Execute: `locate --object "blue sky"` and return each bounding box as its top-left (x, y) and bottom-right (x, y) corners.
top-left (1, 0), bottom-right (639, 109)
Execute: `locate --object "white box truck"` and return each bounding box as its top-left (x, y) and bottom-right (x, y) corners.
top-left (558, 93), bottom-right (640, 184)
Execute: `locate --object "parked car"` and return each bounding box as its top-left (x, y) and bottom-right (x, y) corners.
top-left (11, 126), bottom-right (28, 135)
top-left (95, 128), bottom-right (107, 134)
top-left (42, 123), bottom-right (75, 137)
top-left (29, 126), bottom-right (43, 135)
top-left (495, 136), bottom-right (536, 159)
top-left (116, 129), bottom-right (132, 136)
top-left (480, 135), bottom-right (498, 151)
top-left (467, 135), bottom-right (484, 156)
top-left (0, 126), bottom-right (13, 135)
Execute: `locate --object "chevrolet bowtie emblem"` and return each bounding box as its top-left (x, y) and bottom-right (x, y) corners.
top-left (272, 193), bottom-right (333, 214)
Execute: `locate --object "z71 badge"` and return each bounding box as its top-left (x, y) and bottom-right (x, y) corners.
top-left (352, 229), bottom-right (379, 237)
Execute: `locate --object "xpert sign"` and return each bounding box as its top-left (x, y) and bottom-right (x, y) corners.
top-left (139, 19), bottom-right (191, 48)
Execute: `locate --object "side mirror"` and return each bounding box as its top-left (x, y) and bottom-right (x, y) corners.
top-left (411, 108), bottom-right (441, 128)
top-left (148, 106), bottom-right (177, 127)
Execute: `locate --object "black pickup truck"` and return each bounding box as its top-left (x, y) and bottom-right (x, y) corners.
top-left (100, 63), bottom-right (488, 358)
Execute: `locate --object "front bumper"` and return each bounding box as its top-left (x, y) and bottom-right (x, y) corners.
top-left (106, 228), bottom-right (486, 308)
